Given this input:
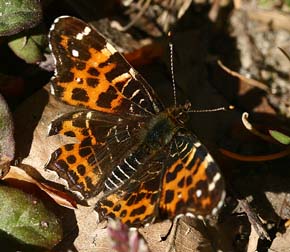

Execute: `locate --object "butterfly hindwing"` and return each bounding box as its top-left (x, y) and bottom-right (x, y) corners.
top-left (49, 16), bottom-right (163, 116)
top-left (96, 161), bottom-right (163, 227)
top-left (47, 110), bottom-right (147, 198)
top-left (159, 132), bottom-right (225, 219)
top-left (96, 132), bottom-right (225, 226)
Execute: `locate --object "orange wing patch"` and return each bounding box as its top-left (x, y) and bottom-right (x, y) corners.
top-left (49, 16), bottom-right (163, 116)
top-left (47, 110), bottom-right (145, 199)
top-left (48, 142), bottom-right (103, 197)
top-left (97, 171), bottom-right (161, 227)
top-left (54, 35), bottom-right (131, 113)
top-left (50, 115), bottom-right (97, 146)
top-left (159, 135), bottom-right (225, 219)
top-left (47, 112), bottom-right (107, 198)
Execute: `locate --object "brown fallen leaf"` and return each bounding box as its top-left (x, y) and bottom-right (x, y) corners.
top-left (270, 227), bottom-right (290, 252)
top-left (2, 165), bottom-right (77, 209)
top-left (247, 226), bottom-right (259, 252)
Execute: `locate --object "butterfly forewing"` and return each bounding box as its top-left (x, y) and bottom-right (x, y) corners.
top-left (49, 16), bottom-right (163, 116)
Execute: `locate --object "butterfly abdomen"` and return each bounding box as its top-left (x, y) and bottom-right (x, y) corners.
top-left (103, 111), bottom-right (183, 192)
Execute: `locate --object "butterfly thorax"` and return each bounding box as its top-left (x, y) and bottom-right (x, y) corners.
top-left (140, 104), bottom-right (190, 151)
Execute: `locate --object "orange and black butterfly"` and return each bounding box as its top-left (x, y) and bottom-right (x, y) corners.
top-left (47, 16), bottom-right (225, 227)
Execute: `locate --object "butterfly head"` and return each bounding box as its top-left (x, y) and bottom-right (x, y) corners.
top-left (168, 100), bottom-right (192, 125)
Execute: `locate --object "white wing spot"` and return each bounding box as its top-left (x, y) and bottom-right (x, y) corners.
top-left (86, 111), bottom-right (93, 119)
top-left (130, 89), bottom-right (140, 99)
top-left (76, 26), bottom-right (92, 40)
top-left (50, 16), bottom-right (70, 34)
top-left (47, 123), bottom-right (52, 136)
top-left (180, 143), bottom-right (189, 154)
top-left (129, 104), bottom-right (134, 113)
top-left (120, 77), bottom-right (130, 93)
top-left (134, 157), bottom-right (142, 165)
top-left (208, 182), bottom-right (215, 191)
top-left (194, 142), bottom-right (201, 148)
top-left (211, 207), bottom-right (218, 215)
top-left (54, 15), bottom-right (70, 24)
top-left (84, 26), bottom-right (91, 35)
top-left (112, 171), bottom-right (124, 184)
top-left (208, 172), bottom-right (221, 191)
top-left (72, 49), bottom-right (79, 57)
top-left (185, 213), bottom-right (195, 218)
top-left (217, 191), bottom-right (226, 209)
top-left (205, 153), bottom-right (214, 164)
top-left (213, 172), bottom-right (221, 183)
top-left (196, 189), bottom-right (202, 198)
top-left (124, 158), bottom-right (136, 171)
top-left (104, 181), bottom-right (113, 191)
top-left (107, 177), bottom-right (118, 188)
top-left (129, 68), bottom-right (137, 79)
top-left (49, 23), bottom-right (55, 32)
top-left (105, 42), bottom-right (117, 54)
top-left (76, 77), bottom-right (82, 83)
top-left (114, 126), bottom-right (120, 143)
top-left (76, 33), bottom-right (83, 40)
top-left (50, 84), bottom-right (55, 95)
top-left (117, 165), bottom-right (130, 178)
top-left (85, 120), bottom-right (89, 128)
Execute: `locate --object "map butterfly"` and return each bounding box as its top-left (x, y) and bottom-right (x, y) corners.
top-left (47, 16), bottom-right (225, 227)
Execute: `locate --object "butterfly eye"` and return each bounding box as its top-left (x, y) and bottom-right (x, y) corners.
top-left (184, 101), bottom-right (192, 110)
top-left (177, 111), bottom-right (188, 124)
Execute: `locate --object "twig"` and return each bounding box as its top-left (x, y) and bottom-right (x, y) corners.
top-left (238, 199), bottom-right (270, 240)
top-left (208, 0), bottom-right (221, 22)
top-left (217, 60), bottom-right (270, 92)
top-left (220, 147), bottom-right (290, 161)
top-left (247, 9), bottom-right (290, 32)
top-left (242, 112), bottom-right (275, 143)
top-left (119, 0), bottom-right (152, 31)
top-left (278, 47), bottom-right (290, 62)
top-left (220, 112), bottom-right (290, 161)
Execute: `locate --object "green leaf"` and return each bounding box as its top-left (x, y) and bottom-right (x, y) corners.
top-left (8, 26), bottom-right (46, 63)
top-left (0, 93), bottom-right (14, 168)
top-left (269, 130), bottom-right (290, 145)
top-left (285, 0), bottom-right (290, 6)
top-left (0, 229), bottom-right (49, 252)
top-left (0, 185), bottom-right (62, 248)
top-left (0, 0), bottom-right (42, 36)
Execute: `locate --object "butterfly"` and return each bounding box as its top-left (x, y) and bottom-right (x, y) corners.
top-left (47, 16), bottom-right (225, 227)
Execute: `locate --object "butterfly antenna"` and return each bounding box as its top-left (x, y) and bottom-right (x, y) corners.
top-left (169, 33), bottom-right (177, 107)
top-left (188, 105), bottom-right (235, 113)
top-left (169, 43), bottom-right (177, 107)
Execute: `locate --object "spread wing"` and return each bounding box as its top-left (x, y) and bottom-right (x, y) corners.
top-left (96, 161), bottom-right (163, 227)
top-left (49, 16), bottom-right (164, 116)
top-left (46, 110), bottom-right (146, 198)
top-left (96, 131), bottom-right (225, 227)
top-left (159, 131), bottom-right (225, 219)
